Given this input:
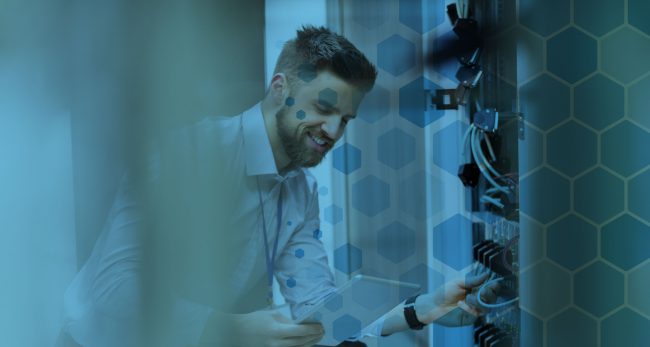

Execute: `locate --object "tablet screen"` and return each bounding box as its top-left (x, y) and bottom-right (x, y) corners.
top-left (294, 275), bottom-right (420, 346)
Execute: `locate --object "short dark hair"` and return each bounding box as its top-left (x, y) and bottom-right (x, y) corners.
top-left (274, 25), bottom-right (377, 93)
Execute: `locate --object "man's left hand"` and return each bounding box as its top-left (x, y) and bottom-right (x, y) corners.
top-left (414, 272), bottom-right (498, 327)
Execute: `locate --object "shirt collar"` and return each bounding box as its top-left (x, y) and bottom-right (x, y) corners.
top-left (242, 102), bottom-right (278, 177)
top-left (242, 103), bottom-right (302, 180)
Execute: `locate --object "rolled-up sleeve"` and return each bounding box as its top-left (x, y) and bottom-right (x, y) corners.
top-left (273, 176), bottom-right (386, 340)
top-left (274, 177), bottom-right (336, 320)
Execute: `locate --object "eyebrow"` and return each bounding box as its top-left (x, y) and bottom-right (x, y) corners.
top-left (314, 101), bottom-right (357, 118)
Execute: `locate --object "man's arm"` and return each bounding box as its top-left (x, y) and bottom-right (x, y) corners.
top-left (63, 173), bottom-right (214, 347)
top-left (379, 273), bottom-right (497, 336)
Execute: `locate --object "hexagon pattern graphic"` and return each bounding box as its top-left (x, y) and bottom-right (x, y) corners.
top-left (377, 34), bottom-right (416, 77)
top-left (351, 175), bottom-right (390, 217)
top-left (628, 75), bottom-right (650, 130)
top-left (296, 109), bottom-right (306, 120)
top-left (399, 76), bottom-right (444, 127)
top-left (431, 30), bottom-right (461, 80)
top-left (493, 0), bottom-right (517, 34)
top-left (333, 243), bottom-right (362, 274)
top-left (432, 214), bottom-right (473, 271)
top-left (318, 88), bottom-right (338, 108)
top-left (602, 309), bottom-right (650, 347)
top-left (520, 168), bottom-right (571, 224)
top-left (398, 171), bottom-right (444, 220)
top-left (324, 293), bottom-right (343, 312)
top-left (495, 26), bottom-right (544, 84)
top-left (520, 309), bottom-right (544, 347)
top-left (377, 222), bottom-right (416, 263)
top-left (349, 0), bottom-right (389, 30)
top-left (628, 169), bottom-right (650, 222)
top-left (493, 76), bottom-right (518, 112)
top-left (519, 0), bottom-right (570, 36)
top-left (297, 63), bottom-right (317, 83)
top-left (357, 84), bottom-right (390, 123)
top-left (286, 277), bottom-right (296, 288)
top-left (332, 143), bottom-right (362, 174)
top-left (574, 74), bottom-right (624, 130)
top-left (520, 261), bottom-right (571, 318)
top-left (601, 121), bottom-right (650, 176)
top-left (377, 128), bottom-right (416, 169)
top-left (519, 74), bottom-right (570, 130)
top-left (332, 314), bottom-right (362, 342)
top-left (547, 27), bottom-right (597, 83)
top-left (324, 204), bottom-right (344, 225)
top-left (629, 0), bottom-right (650, 36)
top-left (432, 121), bottom-right (469, 176)
top-left (628, 262), bottom-right (650, 316)
top-left (398, 264), bottom-right (444, 301)
top-left (627, 262), bottom-right (650, 316)
top-left (601, 28), bottom-right (650, 84)
top-left (519, 215), bottom-right (545, 269)
top-left (573, 168), bottom-right (625, 224)
top-left (333, 4), bottom-right (650, 346)
top-left (546, 121), bottom-right (597, 177)
top-left (519, 124), bottom-right (544, 175)
top-left (547, 215), bottom-right (597, 270)
top-left (399, 0), bottom-right (446, 34)
top-left (547, 308), bottom-right (598, 347)
top-left (574, 0), bottom-right (624, 36)
top-left (574, 261), bottom-right (624, 317)
top-left (351, 276), bottom-right (391, 310)
top-left (601, 215), bottom-right (650, 270)
top-left (318, 186), bottom-right (329, 196)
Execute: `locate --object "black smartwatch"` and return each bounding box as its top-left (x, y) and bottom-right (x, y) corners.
top-left (404, 294), bottom-right (426, 330)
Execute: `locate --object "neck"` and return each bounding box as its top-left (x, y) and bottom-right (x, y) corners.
top-left (261, 98), bottom-right (291, 173)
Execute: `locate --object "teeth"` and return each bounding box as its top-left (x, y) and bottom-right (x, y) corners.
top-left (311, 135), bottom-right (326, 145)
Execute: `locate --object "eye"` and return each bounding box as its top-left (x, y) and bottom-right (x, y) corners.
top-left (317, 106), bottom-right (332, 115)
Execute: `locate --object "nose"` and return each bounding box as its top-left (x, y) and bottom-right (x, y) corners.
top-left (321, 116), bottom-right (343, 140)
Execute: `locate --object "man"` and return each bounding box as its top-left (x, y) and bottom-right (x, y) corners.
top-left (63, 26), bottom-right (493, 347)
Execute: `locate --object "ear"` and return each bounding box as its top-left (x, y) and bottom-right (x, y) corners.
top-left (269, 73), bottom-right (289, 105)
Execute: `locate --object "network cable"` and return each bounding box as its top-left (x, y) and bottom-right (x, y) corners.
top-left (477, 276), bottom-right (519, 309)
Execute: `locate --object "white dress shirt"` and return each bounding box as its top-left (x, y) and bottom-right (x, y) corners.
top-left (63, 103), bottom-right (337, 346)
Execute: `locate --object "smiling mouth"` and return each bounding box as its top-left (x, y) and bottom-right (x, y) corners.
top-left (307, 131), bottom-right (330, 152)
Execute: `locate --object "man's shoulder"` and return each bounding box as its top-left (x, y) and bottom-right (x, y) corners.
top-left (192, 114), bottom-right (243, 143)
top-left (158, 113), bottom-right (243, 150)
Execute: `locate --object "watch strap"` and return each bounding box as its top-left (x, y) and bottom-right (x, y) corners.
top-left (404, 294), bottom-right (426, 330)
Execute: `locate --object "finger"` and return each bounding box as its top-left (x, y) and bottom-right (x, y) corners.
top-left (465, 293), bottom-right (480, 310)
top-left (479, 283), bottom-right (499, 304)
top-left (455, 304), bottom-right (479, 326)
top-left (461, 272), bottom-right (489, 289)
top-left (275, 322), bottom-right (324, 339)
top-left (457, 300), bottom-right (480, 317)
top-left (281, 328), bottom-right (324, 346)
top-left (272, 310), bottom-right (294, 323)
top-left (465, 293), bottom-right (488, 316)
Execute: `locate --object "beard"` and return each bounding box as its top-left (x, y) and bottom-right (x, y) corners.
top-left (275, 106), bottom-right (327, 169)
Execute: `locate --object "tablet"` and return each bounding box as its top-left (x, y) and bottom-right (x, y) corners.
top-left (294, 275), bottom-right (420, 346)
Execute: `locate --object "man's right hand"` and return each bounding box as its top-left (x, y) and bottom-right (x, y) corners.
top-left (232, 309), bottom-right (324, 347)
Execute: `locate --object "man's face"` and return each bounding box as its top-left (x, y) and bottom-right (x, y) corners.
top-left (275, 70), bottom-right (365, 168)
